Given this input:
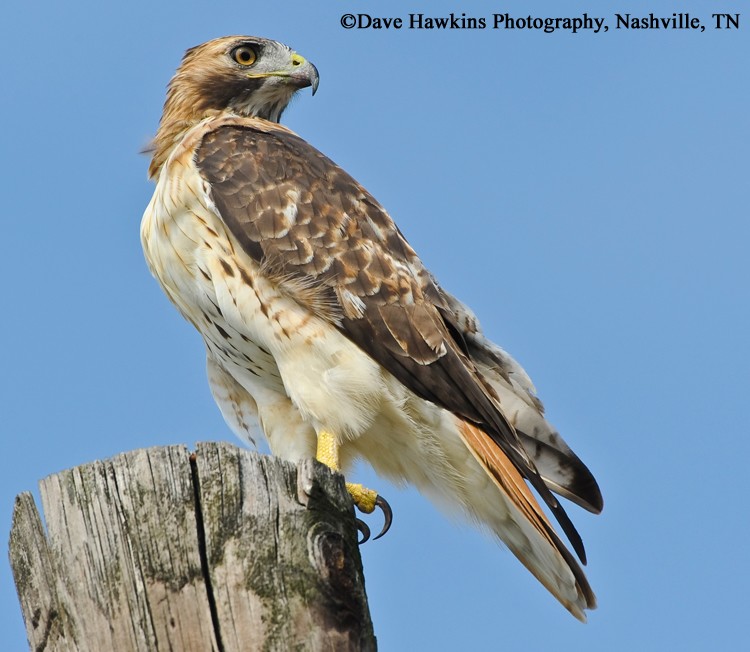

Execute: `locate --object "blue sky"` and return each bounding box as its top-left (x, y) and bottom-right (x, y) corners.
top-left (2, 0), bottom-right (747, 649)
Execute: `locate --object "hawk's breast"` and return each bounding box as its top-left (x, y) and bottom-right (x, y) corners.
top-left (141, 150), bottom-right (285, 394)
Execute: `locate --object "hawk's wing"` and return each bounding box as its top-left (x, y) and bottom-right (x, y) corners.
top-left (195, 121), bottom-right (587, 562)
top-left (437, 288), bottom-right (603, 514)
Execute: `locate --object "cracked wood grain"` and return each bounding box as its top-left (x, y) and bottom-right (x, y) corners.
top-left (9, 443), bottom-right (376, 651)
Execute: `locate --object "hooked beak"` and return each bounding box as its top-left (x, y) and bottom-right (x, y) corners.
top-left (291, 53), bottom-right (319, 95)
top-left (246, 53), bottom-right (319, 95)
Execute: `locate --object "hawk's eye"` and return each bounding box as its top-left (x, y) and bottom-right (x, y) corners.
top-left (232, 46), bottom-right (257, 66)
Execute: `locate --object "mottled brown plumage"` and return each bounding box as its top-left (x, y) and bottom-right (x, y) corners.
top-left (196, 122), bottom-right (593, 561)
top-left (142, 35), bottom-right (602, 620)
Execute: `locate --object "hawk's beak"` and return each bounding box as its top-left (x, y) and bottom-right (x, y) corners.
top-left (291, 53), bottom-right (319, 96)
top-left (245, 53), bottom-right (319, 95)
top-left (309, 64), bottom-right (320, 96)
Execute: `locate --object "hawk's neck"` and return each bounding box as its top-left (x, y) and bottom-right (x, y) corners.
top-left (148, 108), bottom-right (222, 179)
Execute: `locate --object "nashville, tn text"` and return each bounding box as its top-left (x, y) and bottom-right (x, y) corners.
top-left (340, 13), bottom-right (741, 34)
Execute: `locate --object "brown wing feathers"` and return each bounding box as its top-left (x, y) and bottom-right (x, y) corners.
top-left (197, 122), bottom-right (587, 563)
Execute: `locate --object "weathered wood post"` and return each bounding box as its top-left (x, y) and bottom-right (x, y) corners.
top-left (9, 441), bottom-right (377, 651)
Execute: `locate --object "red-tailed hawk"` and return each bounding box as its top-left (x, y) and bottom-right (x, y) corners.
top-left (142, 36), bottom-right (602, 620)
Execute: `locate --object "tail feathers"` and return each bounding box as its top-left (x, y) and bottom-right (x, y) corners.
top-left (435, 287), bottom-right (603, 514)
top-left (517, 430), bottom-right (603, 514)
top-left (456, 419), bottom-right (597, 621)
top-left (476, 365), bottom-right (604, 515)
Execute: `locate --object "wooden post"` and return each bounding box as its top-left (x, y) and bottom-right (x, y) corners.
top-left (9, 442), bottom-right (377, 651)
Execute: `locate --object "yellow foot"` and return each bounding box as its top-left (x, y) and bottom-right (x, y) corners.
top-left (346, 482), bottom-right (378, 514)
top-left (316, 431), bottom-right (393, 543)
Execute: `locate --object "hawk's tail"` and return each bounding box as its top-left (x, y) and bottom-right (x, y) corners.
top-left (455, 418), bottom-right (597, 621)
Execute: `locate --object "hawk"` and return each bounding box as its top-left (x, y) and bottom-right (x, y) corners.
top-left (142, 36), bottom-right (602, 620)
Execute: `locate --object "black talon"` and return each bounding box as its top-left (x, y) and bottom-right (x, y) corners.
top-left (356, 518), bottom-right (371, 544)
top-left (372, 495), bottom-right (393, 541)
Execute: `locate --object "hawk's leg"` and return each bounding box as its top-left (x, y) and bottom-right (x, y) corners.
top-left (316, 430), bottom-right (392, 543)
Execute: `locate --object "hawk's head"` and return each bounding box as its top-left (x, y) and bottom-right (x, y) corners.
top-left (149, 36), bottom-right (318, 177)
top-left (165, 36), bottom-right (319, 123)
